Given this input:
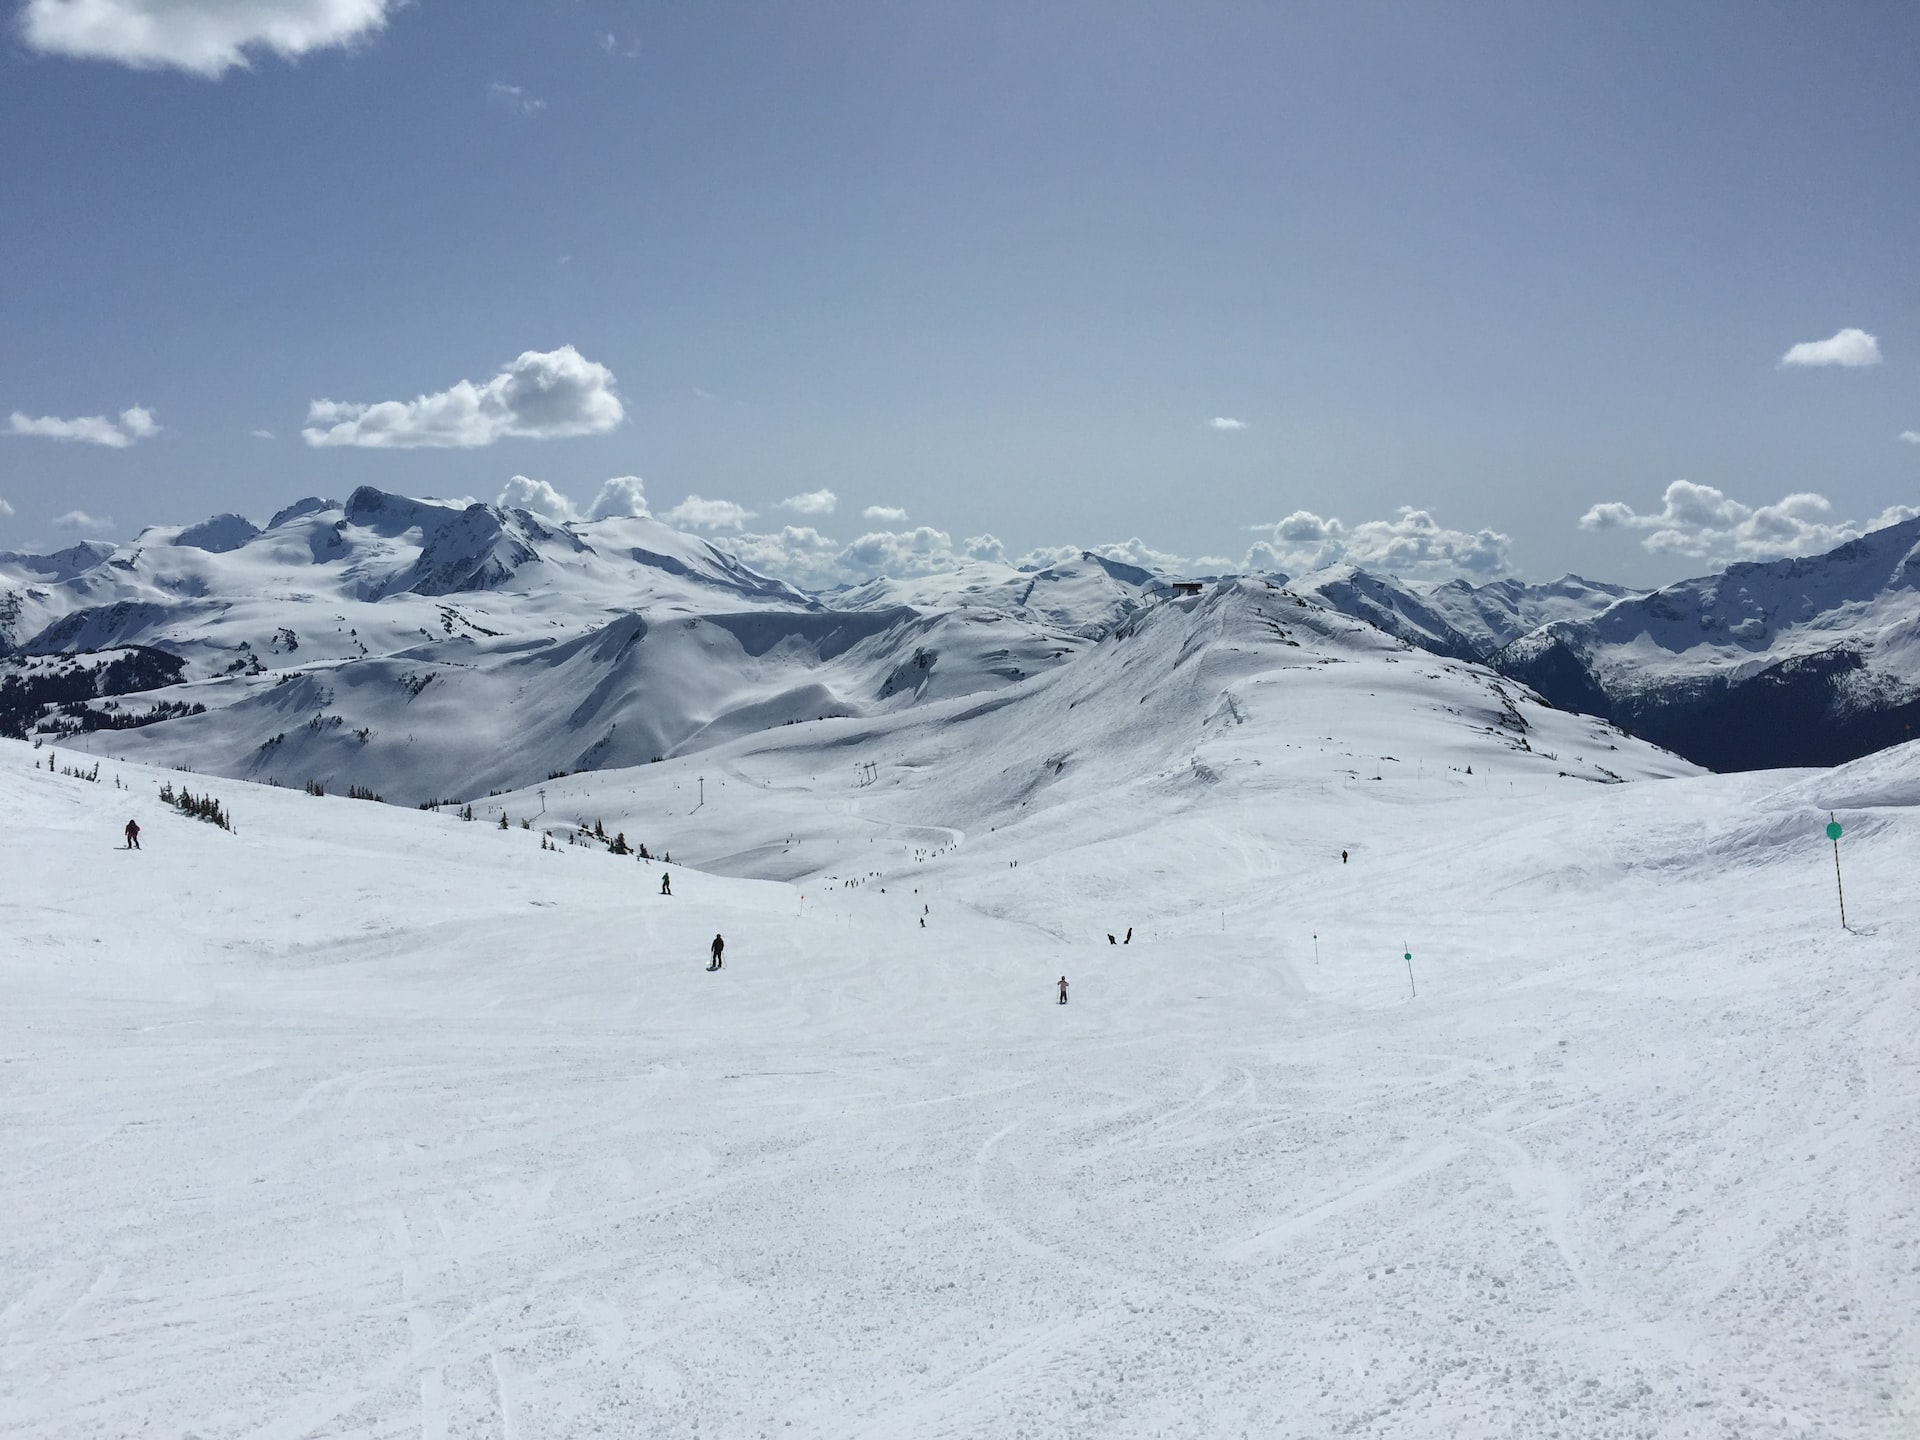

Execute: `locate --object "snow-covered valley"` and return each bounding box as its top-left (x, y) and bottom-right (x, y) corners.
top-left (4, 572), bottom-right (1915, 1434)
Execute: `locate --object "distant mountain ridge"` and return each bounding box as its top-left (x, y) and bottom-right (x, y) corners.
top-left (4, 487), bottom-right (1918, 778)
top-left (1495, 515), bottom-right (1920, 770)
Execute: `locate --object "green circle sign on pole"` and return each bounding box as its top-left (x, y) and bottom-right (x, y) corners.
top-left (1826, 820), bottom-right (1842, 841)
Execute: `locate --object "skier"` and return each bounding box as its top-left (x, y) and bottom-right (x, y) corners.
top-left (124, 819), bottom-right (140, 850)
top-left (1057, 975), bottom-right (1069, 1005)
top-left (660, 872), bottom-right (672, 896)
top-left (1124, 927), bottom-right (1132, 944)
top-left (1341, 850), bottom-right (1348, 864)
top-left (708, 933), bottom-right (724, 970)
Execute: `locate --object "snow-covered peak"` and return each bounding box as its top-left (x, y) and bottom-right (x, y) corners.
top-left (0, 540), bottom-right (117, 585)
top-left (1416, 572), bottom-right (1644, 655)
top-left (171, 513), bottom-right (262, 554)
top-left (827, 552), bottom-right (1165, 640)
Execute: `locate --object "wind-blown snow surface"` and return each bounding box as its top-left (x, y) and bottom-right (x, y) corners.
top-left (5, 650), bottom-right (1917, 1434)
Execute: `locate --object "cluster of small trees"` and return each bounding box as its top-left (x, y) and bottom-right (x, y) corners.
top-left (158, 780), bottom-right (233, 832)
top-left (41, 751), bottom-right (101, 782)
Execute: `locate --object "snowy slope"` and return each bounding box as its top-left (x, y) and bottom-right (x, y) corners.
top-left (1418, 573), bottom-right (1643, 653)
top-left (1284, 566), bottom-right (1643, 662)
top-left (3, 695), bottom-right (1914, 1435)
top-left (1500, 515), bottom-right (1920, 770)
top-left (828, 551), bottom-right (1166, 638)
top-left (66, 577), bottom-right (1679, 810)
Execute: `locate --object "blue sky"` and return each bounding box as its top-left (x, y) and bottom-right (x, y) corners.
top-left (2, 1), bottom-right (1916, 587)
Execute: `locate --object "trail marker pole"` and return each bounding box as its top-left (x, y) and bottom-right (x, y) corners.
top-left (1404, 944), bottom-right (1416, 999)
top-left (1313, 933), bottom-right (1319, 966)
top-left (1827, 814), bottom-right (1848, 930)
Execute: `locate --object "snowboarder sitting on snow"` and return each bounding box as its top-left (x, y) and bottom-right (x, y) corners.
top-left (660, 873), bottom-right (672, 896)
top-left (1057, 975), bottom-right (1069, 1005)
top-left (124, 819), bottom-right (140, 851)
top-left (708, 934), bottom-right (724, 970)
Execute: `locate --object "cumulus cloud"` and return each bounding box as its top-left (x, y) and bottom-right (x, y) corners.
top-left (487, 82), bottom-right (545, 116)
top-left (718, 524), bottom-right (1016, 588)
top-left (862, 505), bottom-right (908, 523)
top-left (6, 405), bottom-right (157, 448)
top-left (19, 0), bottom-right (395, 77)
top-left (1209, 417), bottom-right (1248, 431)
top-left (52, 509), bottom-right (113, 533)
top-left (497, 475), bottom-right (578, 522)
top-left (777, 488), bottom-right (837, 516)
top-left (1778, 327), bottom-right (1882, 369)
top-left (303, 346), bottom-right (623, 448)
top-left (251, 428), bottom-right (275, 440)
top-left (1067, 541), bottom-right (1228, 576)
top-left (1900, 431), bottom-right (1920, 445)
top-left (660, 495), bottom-right (755, 531)
top-left (1246, 507), bottom-right (1512, 580)
top-left (838, 526), bottom-right (966, 577)
top-left (0, 497), bottom-right (13, 518)
top-left (725, 526), bottom-right (844, 588)
top-left (495, 474), bottom-right (650, 523)
top-left (1579, 481), bottom-right (1919, 564)
top-left (588, 475), bottom-right (648, 520)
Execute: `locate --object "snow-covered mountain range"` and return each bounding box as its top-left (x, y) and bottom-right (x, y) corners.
top-left (1497, 515), bottom-right (1920, 770)
top-left (4, 486), bottom-right (1919, 788)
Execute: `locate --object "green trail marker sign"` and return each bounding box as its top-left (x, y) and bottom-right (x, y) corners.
top-left (1827, 813), bottom-right (1847, 930)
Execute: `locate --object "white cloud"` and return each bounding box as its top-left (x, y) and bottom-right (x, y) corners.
top-left (6, 405), bottom-right (157, 448)
top-left (20, 0), bottom-right (395, 77)
top-left (497, 475), bottom-right (578, 522)
top-left (1209, 417), bottom-right (1248, 431)
top-left (0, 497), bottom-right (13, 518)
top-left (487, 82), bottom-right (546, 116)
top-left (838, 526), bottom-right (969, 578)
top-left (660, 495), bottom-right (755, 531)
top-left (726, 523), bottom-right (1014, 587)
top-left (778, 488), bottom-right (837, 516)
top-left (52, 509), bottom-right (113, 533)
top-left (303, 346), bottom-right (624, 448)
top-left (598, 31), bottom-right (639, 59)
top-left (251, 428), bottom-right (275, 440)
top-left (725, 526), bottom-right (843, 587)
top-left (588, 475), bottom-right (648, 520)
top-left (495, 474), bottom-right (650, 523)
top-left (1900, 431), bottom-right (1920, 445)
top-left (1246, 507), bottom-right (1512, 579)
top-left (1083, 538), bottom-right (1230, 574)
top-left (1578, 480), bottom-right (1920, 564)
top-left (1778, 327), bottom-right (1882, 369)
top-left (862, 505), bottom-right (909, 523)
